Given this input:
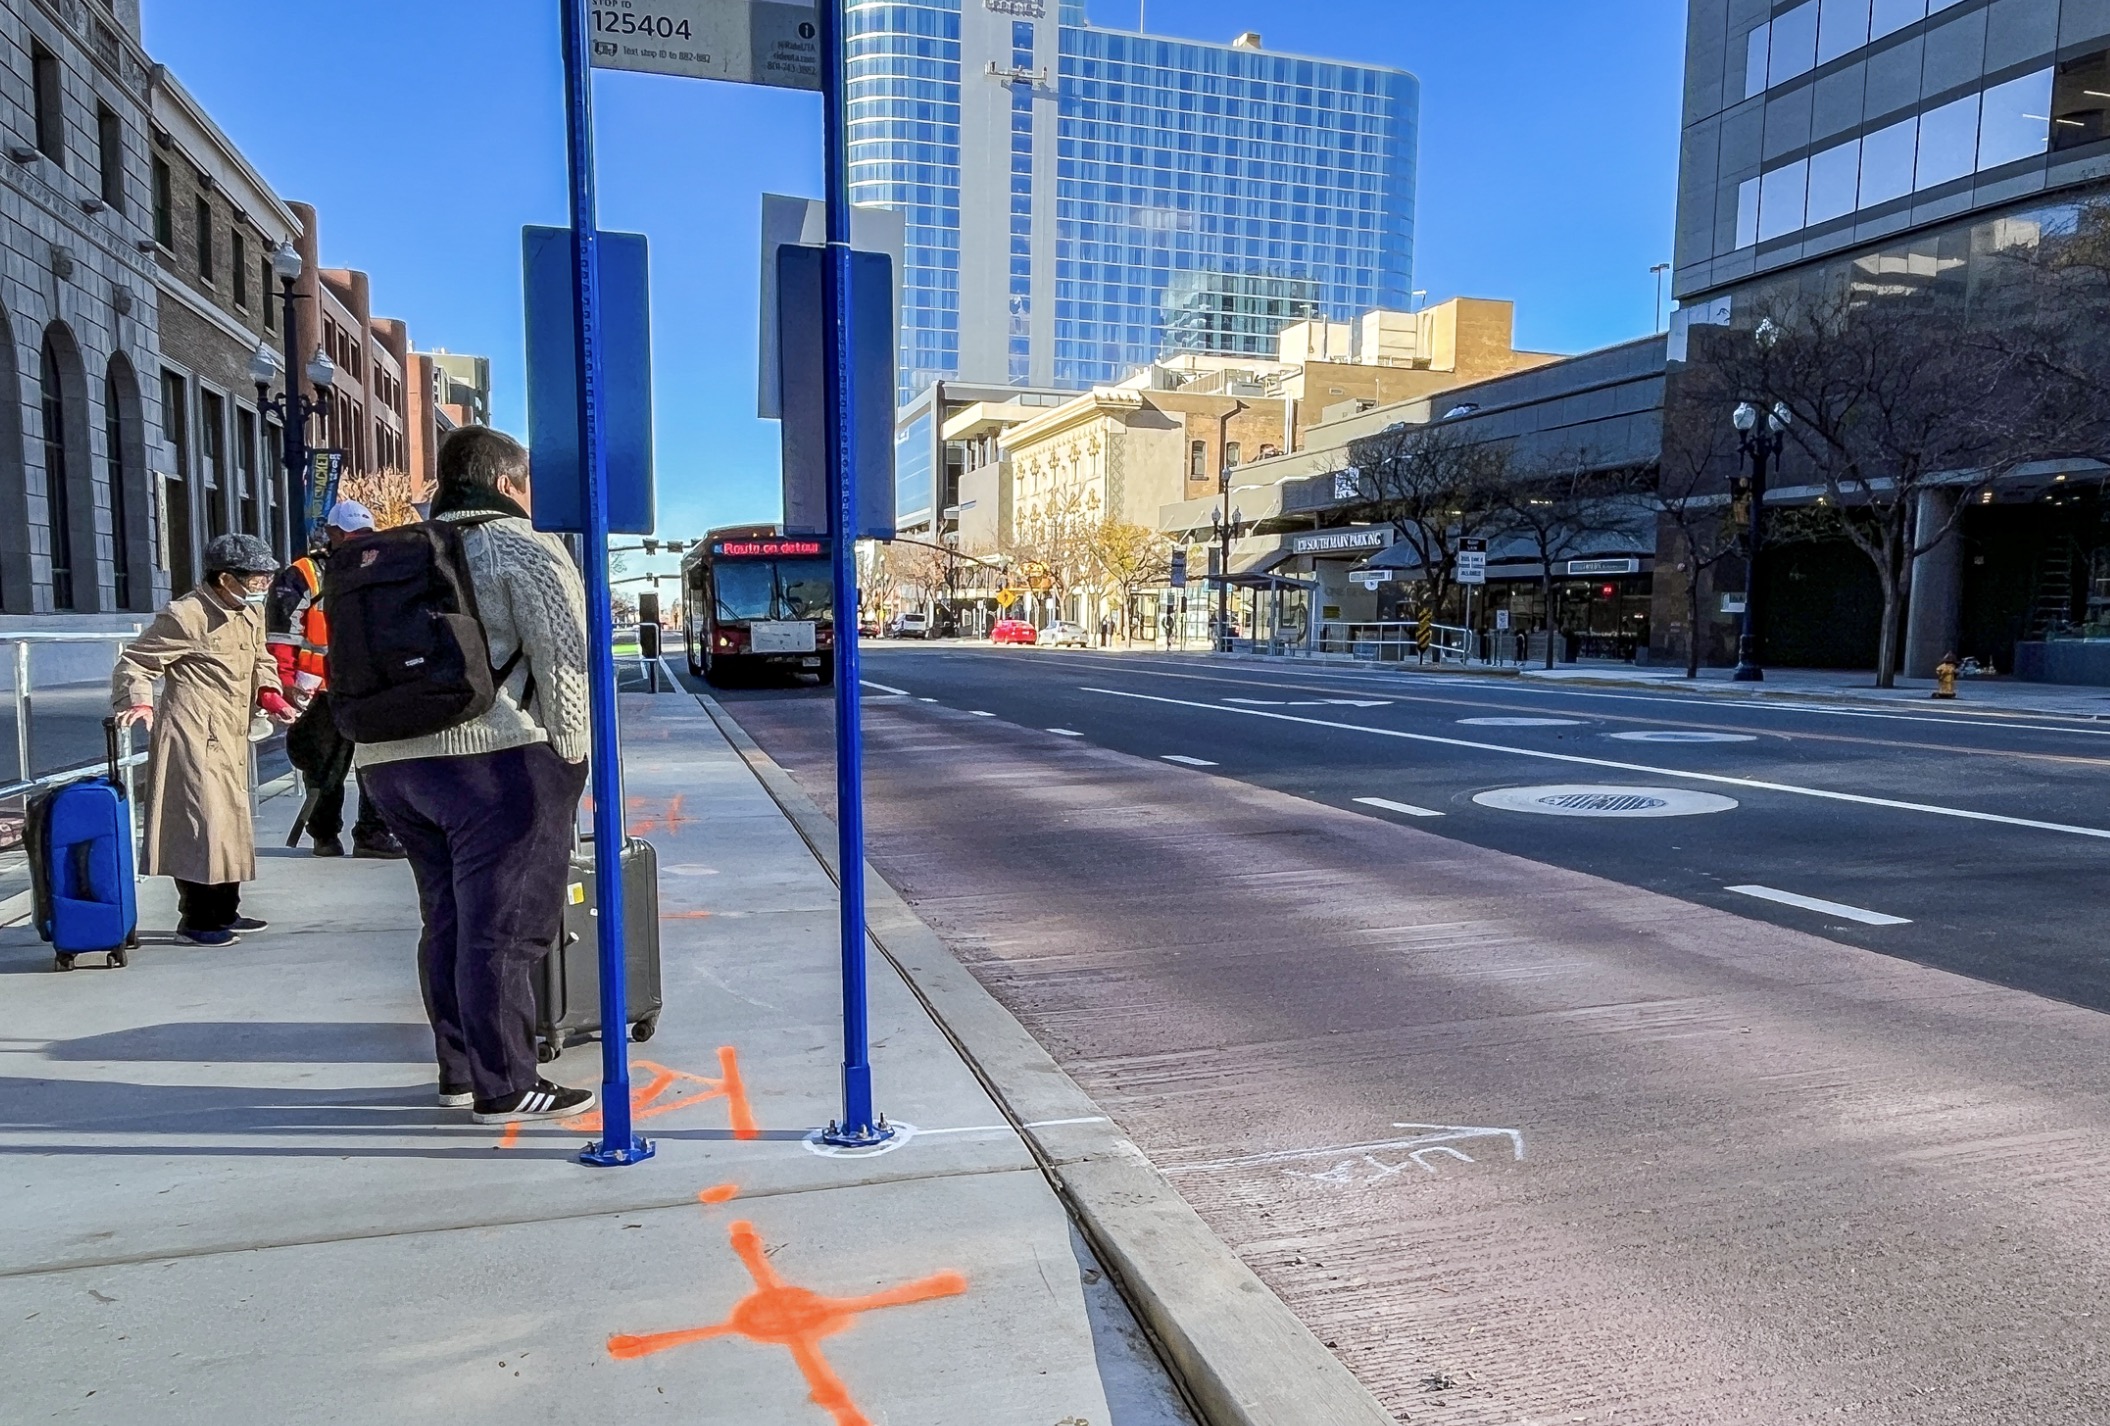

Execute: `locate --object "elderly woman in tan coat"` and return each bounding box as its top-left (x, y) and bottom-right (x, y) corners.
top-left (113, 534), bottom-right (298, 946)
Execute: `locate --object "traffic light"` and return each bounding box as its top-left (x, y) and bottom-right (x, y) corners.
top-left (643, 538), bottom-right (659, 555)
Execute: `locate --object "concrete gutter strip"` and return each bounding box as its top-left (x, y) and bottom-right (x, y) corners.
top-left (697, 692), bottom-right (1397, 1426)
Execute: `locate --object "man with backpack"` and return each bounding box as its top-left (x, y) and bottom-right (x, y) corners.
top-left (267, 498), bottom-right (405, 860)
top-left (336, 427), bottom-right (596, 1126)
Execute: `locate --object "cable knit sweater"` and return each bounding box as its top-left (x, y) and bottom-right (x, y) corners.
top-left (354, 514), bottom-right (593, 768)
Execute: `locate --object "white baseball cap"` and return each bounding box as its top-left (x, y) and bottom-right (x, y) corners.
top-left (326, 498), bottom-right (377, 533)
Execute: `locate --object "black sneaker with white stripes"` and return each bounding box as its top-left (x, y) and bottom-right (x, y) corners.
top-left (471, 1079), bottom-right (597, 1125)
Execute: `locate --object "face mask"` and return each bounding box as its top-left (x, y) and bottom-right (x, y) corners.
top-left (242, 591), bottom-right (268, 608)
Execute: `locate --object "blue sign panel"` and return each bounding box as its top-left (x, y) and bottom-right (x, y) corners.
top-left (776, 244), bottom-right (897, 541)
top-left (523, 225), bottom-right (655, 534)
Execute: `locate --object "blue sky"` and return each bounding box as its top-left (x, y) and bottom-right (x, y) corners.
top-left (146, 1), bottom-right (1686, 555)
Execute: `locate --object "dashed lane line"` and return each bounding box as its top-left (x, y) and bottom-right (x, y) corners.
top-left (1048, 728), bottom-right (1083, 737)
top-left (1728, 885), bottom-right (1911, 926)
top-left (970, 710), bottom-right (996, 717)
top-left (1354, 796), bottom-right (1445, 818)
top-left (1161, 755), bottom-right (1217, 767)
top-left (1082, 686), bottom-right (2110, 842)
top-left (860, 679), bottom-right (911, 696)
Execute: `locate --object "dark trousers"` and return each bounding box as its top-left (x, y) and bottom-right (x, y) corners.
top-left (363, 744), bottom-right (587, 1101)
top-left (290, 695), bottom-right (389, 845)
top-left (175, 880), bottom-right (240, 932)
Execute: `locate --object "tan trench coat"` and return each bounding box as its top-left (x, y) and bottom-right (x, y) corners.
top-left (111, 587), bottom-right (281, 885)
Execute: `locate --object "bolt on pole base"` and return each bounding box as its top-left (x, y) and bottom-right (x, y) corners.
top-left (818, 1115), bottom-right (897, 1150)
top-left (579, 1135), bottom-right (658, 1167)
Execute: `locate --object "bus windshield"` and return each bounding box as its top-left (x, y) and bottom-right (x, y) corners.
top-left (713, 558), bottom-right (833, 623)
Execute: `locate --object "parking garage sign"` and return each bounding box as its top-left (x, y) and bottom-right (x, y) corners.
top-left (589, 0), bottom-right (820, 90)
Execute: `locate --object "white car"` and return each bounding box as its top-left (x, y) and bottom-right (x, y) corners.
top-left (1043, 620), bottom-right (1091, 648)
top-left (888, 612), bottom-right (930, 639)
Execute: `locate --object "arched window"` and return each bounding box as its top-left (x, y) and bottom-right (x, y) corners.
top-left (0, 304), bottom-right (28, 612)
top-left (104, 356), bottom-right (150, 612)
top-left (40, 325), bottom-right (97, 612)
top-left (41, 336), bottom-right (75, 609)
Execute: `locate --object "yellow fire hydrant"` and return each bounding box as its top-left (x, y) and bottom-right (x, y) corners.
top-left (1933, 654), bottom-right (1959, 700)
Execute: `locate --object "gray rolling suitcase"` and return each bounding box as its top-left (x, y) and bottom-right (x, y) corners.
top-left (534, 835), bottom-right (663, 1063)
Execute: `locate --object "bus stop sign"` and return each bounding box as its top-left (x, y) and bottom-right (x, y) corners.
top-left (524, 224), bottom-right (655, 535)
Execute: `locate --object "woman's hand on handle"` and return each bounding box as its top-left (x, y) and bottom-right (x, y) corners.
top-left (117, 704), bottom-right (154, 732)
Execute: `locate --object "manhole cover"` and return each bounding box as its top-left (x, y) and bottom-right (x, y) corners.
top-left (1473, 784), bottom-right (1740, 818)
top-left (1457, 716), bottom-right (1582, 727)
top-left (1607, 730), bottom-right (1758, 743)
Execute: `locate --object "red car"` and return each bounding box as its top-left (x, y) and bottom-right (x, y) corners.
top-left (990, 619), bottom-right (1038, 645)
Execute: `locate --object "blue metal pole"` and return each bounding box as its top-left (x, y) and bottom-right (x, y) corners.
top-left (562, 0), bottom-right (651, 1168)
top-left (818, 0), bottom-right (889, 1148)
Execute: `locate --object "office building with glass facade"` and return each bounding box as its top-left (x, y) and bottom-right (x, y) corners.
top-left (853, 1), bottom-right (1417, 526)
top-left (1665, 0), bottom-right (2110, 684)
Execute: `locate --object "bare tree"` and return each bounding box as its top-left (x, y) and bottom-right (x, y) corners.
top-left (1009, 485), bottom-right (1099, 620)
top-left (336, 467), bottom-right (420, 530)
top-left (1488, 450), bottom-right (1652, 669)
top-left (1654, 401), bottom-right (1751, 678)
top-left (1707, 296), bottom-right (2049, 686)
top-left (1344, 421), bottom-right (1505, 620)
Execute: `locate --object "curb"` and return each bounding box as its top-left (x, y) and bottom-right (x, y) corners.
top-left (695, 692), bottom-right (1397, 1426)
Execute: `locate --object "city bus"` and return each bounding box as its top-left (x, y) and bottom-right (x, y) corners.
top-left (680, 526), bottom-right (835, 686)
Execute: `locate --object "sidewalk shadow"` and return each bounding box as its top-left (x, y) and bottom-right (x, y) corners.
top-left (41, 1020), bottom-right (432, 1063)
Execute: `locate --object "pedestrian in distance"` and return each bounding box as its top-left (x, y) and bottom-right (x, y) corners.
top-left (266, 498), bottom-right (406, 860)
top-left (112, 533), bottom-right (299, 947)
top-left (354, 426), bottom-right (597, 1125)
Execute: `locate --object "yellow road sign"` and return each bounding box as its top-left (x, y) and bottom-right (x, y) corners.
top-left (996, 588), bottom-right (1019, 610)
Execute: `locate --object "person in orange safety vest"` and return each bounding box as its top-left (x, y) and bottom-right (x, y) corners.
top-left (266, 499), bottom-right (405, 859)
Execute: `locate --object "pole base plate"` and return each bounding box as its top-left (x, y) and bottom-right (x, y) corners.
top-left (579, 1135), bottom-right (657, 1167)
top-left (1730, 666), bottom-right (1765, 682)
top-left (817, 1117), bottom-right (897, 1150)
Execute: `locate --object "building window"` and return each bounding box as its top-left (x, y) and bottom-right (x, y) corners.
top-left (2052, 50), bottom-right (2110, 153)
top-left (152, 157), bottom-right (172, 248)
top-left (161, 370), bottom-right (193, 591)
top-left (105, 366), bottom-right (130, 610)
top-left (236, 407), bottom-right (259, 536)
top-left (232, 231), bottom-right (248, 309)
top-left (263, 258), bottom-right (277, 329)
top-left (194, 195), bottom-right (213, 281)
top-left (40, 337), bottom-right (74, 608)
top-left (200, 388), bottom-right (225, 538)
top-left (1224, 441), bottom-right (1242, 470)
top-left (1189, 440), bottom-right (1207, 479)
top-left (95, 103), bottom-right (122, 211)
top-left (30, 40), bottom-right (63, 167)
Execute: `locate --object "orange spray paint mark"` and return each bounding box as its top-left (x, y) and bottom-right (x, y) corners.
top-left (497, 1049), bottom-right (757, 1147)
top-left (665, 909), bottom-right (712, 921)
top-left (607, 1217), bottom-right (967, 1426)
top-left (698, 1182), bottom-right (739, 1205)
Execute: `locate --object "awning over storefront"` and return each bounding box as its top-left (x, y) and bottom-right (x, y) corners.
top-left (1362, 521), bottom-right (1654, 578)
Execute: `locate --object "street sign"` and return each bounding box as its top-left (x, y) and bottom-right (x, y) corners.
top-left (523, 225), bottom-right (655, 535)
top-left (1721, 592), bottom-right (1748, 614)
top-left (777, 244), bottom-right (897, 539)
top-left (1169, 549), bottom-right (1188, 588)
top-left (1456, 536), bottom-right (1487, 586)
top-left (996, 588), bottom-right (1019, 610)
top-left (588, 0), bottom-right (819, 90)
top-left (1495, 608), bottom-right (1511, 631)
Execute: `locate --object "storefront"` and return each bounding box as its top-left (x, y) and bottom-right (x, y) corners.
top-left (1358, 536), bottom-right (1655, 663)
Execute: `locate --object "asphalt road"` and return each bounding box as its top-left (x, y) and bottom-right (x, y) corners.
top-left (697, 647), bottom-right (2110, 1423)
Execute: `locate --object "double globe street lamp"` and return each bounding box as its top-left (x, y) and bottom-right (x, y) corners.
top-left (247, 240), bottom-right (340, 551)
top-left (1729, 398), bottom-right (1791, 682)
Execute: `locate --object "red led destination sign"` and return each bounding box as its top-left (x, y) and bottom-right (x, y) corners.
top-left (713, 539), bottom-right (826, 558)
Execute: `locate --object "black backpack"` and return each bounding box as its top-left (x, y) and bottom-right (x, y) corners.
top-left (324, 516), bottom-right (521, 744)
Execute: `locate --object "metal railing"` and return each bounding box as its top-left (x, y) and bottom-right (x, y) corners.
top-left (2, 630), bottom-right (145, 804)
top-left (1310, 620), bottom-right (1483, 665)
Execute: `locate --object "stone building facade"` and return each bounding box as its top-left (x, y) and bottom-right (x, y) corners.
top-left (0, 0), bottom-right (162, 619)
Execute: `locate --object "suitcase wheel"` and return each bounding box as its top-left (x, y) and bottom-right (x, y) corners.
top-left (535, 1039), bottom-right (560, 1064)
top-left (53, 953), bottom-right (76, 973)
top-left (108, 946), bottom-right (128, 969)
top-left (630, 1017), bottom-right (658, 1044)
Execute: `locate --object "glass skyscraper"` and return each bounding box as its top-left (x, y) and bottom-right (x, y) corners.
top-left (847, 1), bottom-right (1418, 401)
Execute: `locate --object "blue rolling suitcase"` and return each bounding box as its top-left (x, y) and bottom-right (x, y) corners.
top-left (25, 717), bottom-right (137, 972)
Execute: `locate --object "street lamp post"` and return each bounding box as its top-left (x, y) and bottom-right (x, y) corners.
top-left (1214, 400), bottom-right (1248, 651)
top-left (249, 241), bottom-right (338, 552)
top-left (1729, 399), bottom-right (1790, 682)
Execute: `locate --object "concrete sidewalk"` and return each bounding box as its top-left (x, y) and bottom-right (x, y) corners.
top-left (0, 693), bottom-right (1220, 1425)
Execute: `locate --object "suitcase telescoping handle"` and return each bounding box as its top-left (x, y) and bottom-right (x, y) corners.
top-left (102, 715), bottom-right (126, 792)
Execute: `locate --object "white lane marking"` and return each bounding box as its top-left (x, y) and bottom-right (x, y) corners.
top-left (1608, 730), bottom-right (1758, 743)
top-left (917, 697), bottom-right (937, 703)
top-left (1354, 796), bottom-right (1445, 818)
top-left (1228, 696), bottom-right (1394, 708)
top-left (860, 679), bottom-right (911, 696)
top-left (1081, 686), bottom-right (2110, 842)
top-left (1162, 754), bottom-right (1218, 767)
top-left (1728, 884), bottom-right (1912, 926)
top-left (1048, 727), bottom-right (1083, 737)
top-left (970, 710), bottom-right (996, 717)
top-left (916, 1115), bottom-right (1113, 1139)
top-left (1459, 716), bottom-right (1581, 727)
